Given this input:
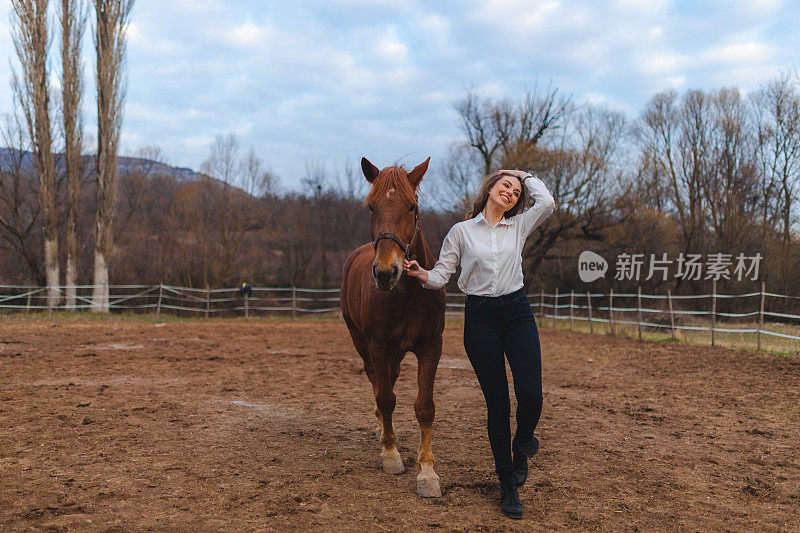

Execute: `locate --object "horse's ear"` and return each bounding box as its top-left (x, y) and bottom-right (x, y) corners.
top-left (361, 157), bottom-right (380, 183)
top-left (408, 157), bottom-right (430, 189)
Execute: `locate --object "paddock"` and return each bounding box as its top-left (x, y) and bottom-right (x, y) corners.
top-left (1, 317), bottom-right (798, 530)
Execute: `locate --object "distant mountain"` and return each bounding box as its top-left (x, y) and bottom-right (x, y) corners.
top-left (0, 147), bottom-right (203, 182)
top-left (116, 155), bottom-right (203, 182)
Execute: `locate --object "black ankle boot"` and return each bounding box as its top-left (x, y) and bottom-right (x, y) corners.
top-left (498, 470), bottom-right (522, 519)
top-left (512, 436), bottom-right (539, 487)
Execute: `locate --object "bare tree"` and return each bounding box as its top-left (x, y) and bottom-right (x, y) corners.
top-left (260, 168), bottom-right (281, 197)
top-left (705, 88), bottom-right (760, 251)
top-left (455, 83), bottom-right (571, 177)
top-left (751, 71), bottom-right (800, 245)
top-left (116, 144), bottom-right (163, 237)
top-left (240, 146), bottom-right (282, 198)
top-left (632, 87), bottom-right (774, 292)
top-left (201, 133), bottom-right (239, 184)
top-left (430, 143), bottom-right (481, 215)
top-left (515, 105), bottom-right (628, 279)
top-left (456, 92), bottom-right (514, 177)
top-left (330, 159), bottom-right (368, 264)
top-left (301, 161), bottom-right (334, 285)
top-left (60, 0), bottom-right (87, 308)
top-left (91, 0), bottom-right (133, 311)
top-left (334, 157), bottom-right (366, 201)
top-left (637, 89), bottom-right (712, 259)
top-left (199, 133), bottom-right (267, 285)
top-left (0, 111), bottom-right (44, 283)
top-left (11, 0), bottom-right (60, 306)
top-left (272, 193), bottom-right (316, 287)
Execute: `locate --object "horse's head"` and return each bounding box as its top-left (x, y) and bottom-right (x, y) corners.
top-left (361, 156), bottom-right (430, 291)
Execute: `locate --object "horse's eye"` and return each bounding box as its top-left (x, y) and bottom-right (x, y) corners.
top-left (368, 204), bottom-right (374, 212)
top-left (409, 205), bottom-right (416, 212)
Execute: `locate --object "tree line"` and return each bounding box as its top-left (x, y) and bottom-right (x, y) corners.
top-left (1, 0), bottom-right (132, 310)
top-left (2, 4), bottom-right (800, 303)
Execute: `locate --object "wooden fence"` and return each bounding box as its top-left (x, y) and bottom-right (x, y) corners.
top-left (539, 280), bottom-right (800, 349)
top-left (2, 281), bottom-right (800, 350)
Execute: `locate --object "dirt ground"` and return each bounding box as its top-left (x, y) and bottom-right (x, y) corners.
top-left (1, 317), bottom-right (798, 532)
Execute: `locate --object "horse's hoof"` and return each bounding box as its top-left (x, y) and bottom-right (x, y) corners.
top-left (416, 473), bottom-right (442, 498)
top-left (382, 450), bottom-right (405, 474)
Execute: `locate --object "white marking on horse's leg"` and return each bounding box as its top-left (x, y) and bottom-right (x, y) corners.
top-left (374, 360), bottom-right (403, 474)
top-left (381, 445), bottom-right (404, 474)
top-left (414, 345), bottom-right (442, 497)
top-left (415, 426), bottom-right (441, 497)
top-left (416, 462), bottom-right (441, 498)
top-left (380, 410), bottom-right (403, 474)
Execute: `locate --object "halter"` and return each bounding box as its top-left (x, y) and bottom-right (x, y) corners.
top-left (372, 204), bottom-right (419, 261)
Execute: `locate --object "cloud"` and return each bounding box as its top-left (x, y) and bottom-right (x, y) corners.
top-left (374, 29), bottom-right (409, 63)
top-left (221, 21), bottom-right (273, 49)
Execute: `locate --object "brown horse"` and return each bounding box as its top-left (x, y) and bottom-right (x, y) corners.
top-left (340, 157), bottom-right (445, 498)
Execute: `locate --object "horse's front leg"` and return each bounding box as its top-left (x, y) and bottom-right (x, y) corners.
top-left (414, 338), bottom-right (442, 497)
top-left (371, 342), bottom-right (404, 474)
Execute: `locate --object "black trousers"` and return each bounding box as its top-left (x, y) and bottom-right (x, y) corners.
top-left (463, 287), bottom-right (543, 474)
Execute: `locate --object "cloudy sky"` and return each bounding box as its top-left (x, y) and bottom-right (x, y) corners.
top-left (1, 0), bottom-right (799, 191)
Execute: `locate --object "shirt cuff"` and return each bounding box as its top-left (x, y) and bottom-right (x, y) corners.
top-left (421, 270), bottom-right (442, 289)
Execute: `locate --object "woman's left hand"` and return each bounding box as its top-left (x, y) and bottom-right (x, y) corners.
top-left (402, 259), bottom-right (422, 277)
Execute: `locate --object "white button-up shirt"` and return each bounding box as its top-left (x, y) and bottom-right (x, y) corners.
top-left (421, 176), bottom-right (555, 296)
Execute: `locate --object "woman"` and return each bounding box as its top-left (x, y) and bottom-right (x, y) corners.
top-left (402, 169), bottom-right (555, 519)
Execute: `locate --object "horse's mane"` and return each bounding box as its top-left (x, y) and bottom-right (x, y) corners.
top-left (362, 166), bottom-right (418, 208)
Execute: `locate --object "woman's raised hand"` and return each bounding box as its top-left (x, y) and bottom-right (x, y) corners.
top-left (499, 169), bottom-right (529, 180)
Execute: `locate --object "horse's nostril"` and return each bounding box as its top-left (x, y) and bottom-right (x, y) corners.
top-left (392, 265), bottom-right (399, 277)
top-left (372, 264), bottom-right (377, 278)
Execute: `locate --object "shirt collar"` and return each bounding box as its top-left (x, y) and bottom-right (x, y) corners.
top-left (475, 211), bottom-right (512, 227)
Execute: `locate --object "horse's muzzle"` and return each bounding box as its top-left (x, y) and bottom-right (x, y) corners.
top-left (373, 263), bottom-right (400, 291)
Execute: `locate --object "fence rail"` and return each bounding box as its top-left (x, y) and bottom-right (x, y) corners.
top-left (536, 280), bottom-right (800, 350)
top-left (3, 281), bottom-right (800, 352)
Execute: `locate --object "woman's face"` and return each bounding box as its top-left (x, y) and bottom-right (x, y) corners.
top-left (488, 175), bottom-right (522, 212)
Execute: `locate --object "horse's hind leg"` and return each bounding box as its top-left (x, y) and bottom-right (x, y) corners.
top-left (413, 339), bottom-right (442, 497)
top-left (372, 342), bottom-right (404, 474)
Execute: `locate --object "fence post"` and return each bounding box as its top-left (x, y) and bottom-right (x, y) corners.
top-left (156, 283), bottom-right (163, 319)
top-left (711, 279), bottom-right (717, 347)
top-left (667, 289), bottom-right (675, 341)
top-left (637, 286), bottom-right (643, 341)
top-left (26, 292), bottom-right (31, 313)
top-left (553, 287), bottom-right (559, 329)
top-left (540, 290), bottom-right (544, 318)
top-left (205, 286), bottom-right (210, 319)
top-left (569, 290), bottom-right (574, 331)
top-left (758, 280), bottom-right (765, 351)
top-left (292, 286), bottom-right (297, 321)
top-left (587, 291), bottom-right (594, 334)
top-left (609, 288), bottom-right (615, 336)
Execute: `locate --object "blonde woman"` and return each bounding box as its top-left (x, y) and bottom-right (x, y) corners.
top-left (403, 169), bottom-right (555, 519)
